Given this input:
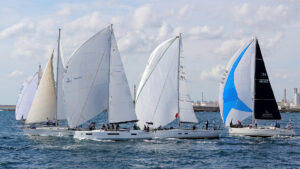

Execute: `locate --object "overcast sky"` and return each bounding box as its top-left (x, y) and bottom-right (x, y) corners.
top-left (0, 0), bottom-right (300, 104)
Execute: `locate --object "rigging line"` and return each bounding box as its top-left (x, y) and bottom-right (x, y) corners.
top-left (135, 37), bottom-right (178, 102)
top-left (72, 35), bottom-right (110, 127)
top-left (150, 53), bottom-right (179, 124)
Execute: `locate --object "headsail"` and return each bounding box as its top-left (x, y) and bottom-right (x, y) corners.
top-left (56, 29), bottom-right (66, 120)
top-left (136, 36), bottom-right (198, 128)
top-left (15, 73), bottom-right (39, 120)
top-left (253, 39), bottom-right (281, 120)
top-left (64, 26), bottom-right (111, 128)
top-left (108, 28), bottom-right (137, 124)
top-left (219, 39), bottom-right (254, 126)
top-left (26, 52), bottom-right (57, 124)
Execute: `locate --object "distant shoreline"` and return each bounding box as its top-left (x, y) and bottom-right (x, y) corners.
top-left (1, 105), bottom-right (300, 113)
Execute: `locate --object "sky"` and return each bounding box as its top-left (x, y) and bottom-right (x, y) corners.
top-left (0, 0), bottom-right (300, 104)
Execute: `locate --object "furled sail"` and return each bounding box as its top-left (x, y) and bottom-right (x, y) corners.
top-left (26, 53), bottom-right (57, 124)
top-left (253, 39), bottom-right (281, 120)
top-left (136, 36), bottom-right (198, 128)
top-left (15, 73), bottom-right (39, 120)
top-left (108, 28), bottom-right (137, 124)
top-left (219, 39), bottom-right (254, 126)
top-left (56, 29), bottom-right (66, 120)
top-left (64, 26), bottom-right (111, 128)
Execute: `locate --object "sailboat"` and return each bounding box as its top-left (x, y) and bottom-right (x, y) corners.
top-left (64, 25), bottom-right (152, 140)
top-left (135, 34), bottom-right (220, 139)
top-left (23, 29), bottom-right (73, 137)
top-left (15, 65), bottom-right (42, 121)
top-left (219, 37), bottom-right (295, 137)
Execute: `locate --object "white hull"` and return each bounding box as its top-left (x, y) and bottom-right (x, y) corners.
top-left (153, 129), bottom-right (220, 139)
top-left (23, 126), bottom-right (74, 137)
top-left (74, 129), bottom-right (153, 141)
top-left (229, 127), bottom-right (295, 137)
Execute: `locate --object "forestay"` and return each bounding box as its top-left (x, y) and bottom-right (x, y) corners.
top-left (108, 29), bottom-right (137, 124)
top-left (15, 73), bottom-right (39, 120)
top-left (26, 53), bottom-right (57, 124)
top-left (219, 39), bottom-right (254, 126)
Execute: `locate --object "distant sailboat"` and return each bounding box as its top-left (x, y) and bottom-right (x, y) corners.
top-left (15, 65), bottom-right (42, 121)
top-left (219, 37), bottom-right (295, 137)
top-left (135, 34), bottom-right (219, 139)
top-left (23, 29), bottom-right (73, 137)
top-left (64, 25), bottom-right (152, 140)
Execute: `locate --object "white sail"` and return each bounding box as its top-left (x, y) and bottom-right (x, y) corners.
top-left (15, 73), bottom-right (39, 120)
top-left (56, 29), bottom-right (66, 120)
top-left (108, 29), bottom-right (137, 124)
top-left (26, 53), bottom-right (57, 124)
top-left (63, 27), bottom-right (111, 128)
top-left (219, 39), bottom-right (255, 126)
top-left (136, 37), bottom-right (180, 128)
top-left (178, 39), bottom-right (198, 123)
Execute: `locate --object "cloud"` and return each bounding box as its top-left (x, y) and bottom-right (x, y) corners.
top-left (0, 20), bottom-right (34, 39)
top-left (200, 65), bottom-right (225, 81)
top-left (232, 3), bottom-right (289, 26)
top-left (178, 5), bottom-right (191, 18)
top-left (133, 4), bottom-right (161, 30)
top-left (188, 25), bottom-right (224, 39)
top-left (214, 39), bottom-right (245, 57)
top-left (266, 32), bottom-right (283, 48)
top-left (8, 70), bottom-right (23, 78)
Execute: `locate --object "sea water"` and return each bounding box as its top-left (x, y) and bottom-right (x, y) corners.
top-left (0, 111), bottom-right (299, 168)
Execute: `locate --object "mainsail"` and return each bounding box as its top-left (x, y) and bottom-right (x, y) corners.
top-left (219, 37), bottom-right (280, 127)
top-left (56, 29), bottom-right (66, 120)
top-left (64, 25), bottom-right (136, 128)
top-left (25, 52), bottom-right (57, 124)
top-left (135, 35), bottom-right (198, 128)
top-left (108, 28), bottom-right (137, 124)
top-left (15, 73), bottom-right (39, 120)
top-left (253, 39), bottom-right (281, 120)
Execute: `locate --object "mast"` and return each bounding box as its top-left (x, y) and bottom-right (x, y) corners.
top-left (55, 28), bottom-right (61, 126)
top-left (38, 64), bottom-right (42, 85)
top-left (177, 33), bottom-right (182, 128)
top-left (252, 37), bottom-right (256, 126)
top-left (107, 24), bottom-right (113, 125)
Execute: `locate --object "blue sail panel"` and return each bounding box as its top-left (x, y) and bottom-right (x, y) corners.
top-left (222, 41), bottom-right (253, 125)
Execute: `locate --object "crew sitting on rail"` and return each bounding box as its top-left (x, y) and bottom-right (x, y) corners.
top-left (192, 125), bottom-right (196, 130)
top-left (101, 124), bottom-right (106, 130)
top-left (89, 122), bottom-right (96, 130)
top-left (275, 121), bottom-right (280, 128)
top-left (133, 124), bottom-right (138, 130)
top-left (116, 124), bottom-right (120, 130)
top-left (205, 120), bottom-right (209, 130)
top-left (46, 117), bottom-right (50, 126)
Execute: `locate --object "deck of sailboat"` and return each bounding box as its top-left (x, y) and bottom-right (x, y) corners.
top-left (229, 126), bottom-right (295, 137)
top-left (23, 126), bottom-right (74, 137)
top-left (153, 128), bottom-right (220, 139)
top-left (73, 129), bottom-right (153, 140)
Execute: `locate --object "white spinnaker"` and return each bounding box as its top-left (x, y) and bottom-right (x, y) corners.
top-left (26, 54), bottom-right (57, 124)
top-left (56, 30), bottom-right (66, 120)
top-left (136, 37), bottom-right (179, 128)
top-left (64, 27), bottom-right (110, 128)
top-left (178, 42), bottom-right (198, 123)
top-left (15, 73), bottom-right (39, 120)
top-left (108, 30), bottom-right (137, 124)
top-left (219, 39), bottom-right (254, 126)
